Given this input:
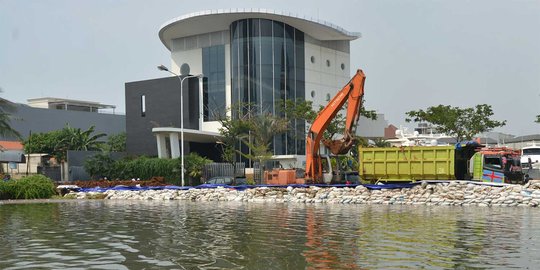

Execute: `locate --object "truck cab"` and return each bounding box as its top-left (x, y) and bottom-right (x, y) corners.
top-left (470, 148), bottom-right (524, 184)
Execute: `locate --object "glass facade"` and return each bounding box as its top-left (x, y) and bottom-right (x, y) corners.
top-left (230, 19), bottom-right (305, 156)
top-left (202, 45), bottom-right (226, 121)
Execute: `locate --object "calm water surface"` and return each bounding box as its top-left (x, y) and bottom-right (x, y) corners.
top-left (1, 200), bottom-right (539, 269)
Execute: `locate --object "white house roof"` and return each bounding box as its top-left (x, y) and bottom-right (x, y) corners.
top-left (27, 97), bottom-right (116, 109)
top-left (159, 9), bottom-right (361, 51)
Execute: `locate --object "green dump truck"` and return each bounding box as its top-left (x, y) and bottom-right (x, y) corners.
top-left (359, 143), bottom-right (524, 184)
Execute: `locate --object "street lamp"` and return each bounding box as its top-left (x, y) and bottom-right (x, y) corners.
top-left (157, 64), bottom-right (203, 186)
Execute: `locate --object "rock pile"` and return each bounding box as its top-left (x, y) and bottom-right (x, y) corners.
top-left (72, 180), bottom-right (540, 207)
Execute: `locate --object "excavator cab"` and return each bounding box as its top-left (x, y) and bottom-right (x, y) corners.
top-left (320, 154), bottom-right (360, 184)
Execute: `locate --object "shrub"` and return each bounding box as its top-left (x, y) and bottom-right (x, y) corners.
top-left (84, 152), bottom-right (115, 179)
top-left (120, 157), bottom-right (180, 181)
top-left (184, 153), bottom-right (213, 185)
top-left (0, 180), bottom-right (16, 200)
top-left (0, 175), bottom-right (56, 200)
top-left (83, 154), bottom-right (213, 185)
top-left (246, 175), bottom-right (255, 185)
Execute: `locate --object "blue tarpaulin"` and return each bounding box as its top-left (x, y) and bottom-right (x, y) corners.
top-left (455, 140), bottom-right (482, 150)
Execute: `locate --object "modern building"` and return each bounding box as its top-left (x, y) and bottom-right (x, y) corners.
top-left (0, 97), bottom-right (125, 180)
top-left (126, 9), bottom-right (390, 162)
top-left (1, 98), bottom-right (124, 141)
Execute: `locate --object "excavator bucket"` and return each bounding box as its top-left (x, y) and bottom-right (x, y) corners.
top-left (322, 133), bottom-right (356, 155)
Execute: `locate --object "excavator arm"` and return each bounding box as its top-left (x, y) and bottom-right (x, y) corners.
top-left (305, 69), bottom-right (366, 182)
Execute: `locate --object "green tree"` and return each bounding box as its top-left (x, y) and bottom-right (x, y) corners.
top-left (535, 115), bottom-right (540, 123)
top-left (59, 125), bottom-right (106, 152)
top-left (23, 130), bottom-right (63, 158)
top-left (103, 132), bottom-right (126, 152)
top-left (23, 125), bottom-right (106, 161)
top-left (0, 93), bottom-right (21, 139)
top-left (240, 113), bottom-right (289, 166)
top-left (84, 152), bottom-right (115, 179)
top-left (216, 104), bottom-right (251, 164)
top-left (184, 153), bottom-right (212, 185)
top-left (405, 104), bottom-right (506, 141)
top-left (373, 138), bottom-right (391, 147)
top-left (217, 104), bottom-right (288, 166)
top-left (280, 99), bottom-right (377, 140)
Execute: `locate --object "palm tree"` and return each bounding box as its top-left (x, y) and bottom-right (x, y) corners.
top-left (60, 125), bottom-right (106, 151)
top-left (374, 138), bottom-right (391, 147)
top-left (248, 113), bottom-right (289, 150)
top-left (242, 113), bottom-right (289, 175)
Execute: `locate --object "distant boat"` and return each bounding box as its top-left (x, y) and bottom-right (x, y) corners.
top-left (387, 127), bottom-right (453, 147)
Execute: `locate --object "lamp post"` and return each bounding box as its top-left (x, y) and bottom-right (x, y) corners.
top-left (158, 64), bottom-right (203, 186)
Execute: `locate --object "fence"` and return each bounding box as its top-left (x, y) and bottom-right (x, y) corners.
top-left (253, 162), bottom-right (263, 185)
top-left (69, 166), bottom-right (90, 181)
top-left (203, 163), bottom-right (245, 180)
top-left (37, 166), bottom-right (61, 182)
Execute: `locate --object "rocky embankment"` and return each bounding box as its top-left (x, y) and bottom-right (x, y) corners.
top-left (71, 180), bottom-right (540, 207)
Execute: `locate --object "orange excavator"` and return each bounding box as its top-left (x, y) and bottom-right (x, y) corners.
top-left (305, 69), bottom-right (366, 183)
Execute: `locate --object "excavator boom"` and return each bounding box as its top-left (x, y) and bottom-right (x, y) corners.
top-left (305, 69), bottom-right (366, 182)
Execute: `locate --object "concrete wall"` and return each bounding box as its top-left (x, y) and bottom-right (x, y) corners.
top-left (2, 104), bottom-right (125, 141)
top-left (67, 150), bottom-right (126, 181)
top-left (125, 76), bottom-right (200, 156)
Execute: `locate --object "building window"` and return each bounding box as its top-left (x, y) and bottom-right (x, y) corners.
top-left (310, 56), bottom-right (315, 63)
top-left (141, 94), bottom-right (146, 117)
top-left (202, 45), bottom-right (226, 121)
top-left (341, 63), bottom-right (345, 70)
top-left (326, 60), bottom-right (331, 67)
top-left (311, 91), bottom-right (316, 98)
top-left (230, 19), bottom-right (305, 156)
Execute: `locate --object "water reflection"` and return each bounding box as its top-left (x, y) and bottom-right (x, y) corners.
top-left (0, 201), bottom-right (539, 269)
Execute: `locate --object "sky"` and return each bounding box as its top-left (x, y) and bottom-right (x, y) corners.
top-left (0, 0), bottom-right (539, 136)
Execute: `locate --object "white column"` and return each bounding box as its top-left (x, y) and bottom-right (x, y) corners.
top-left (156, 133), bottom-right (169, 158)
top-left (170, 132), bottom-right (181, 158)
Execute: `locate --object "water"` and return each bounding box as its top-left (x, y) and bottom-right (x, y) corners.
top-left (1, 200), bottom-right (539, 269)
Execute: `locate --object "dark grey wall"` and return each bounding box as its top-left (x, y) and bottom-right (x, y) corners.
top-left (2, 104), bottom-right (125, 140)
top-left (125, 76), bottom-right (200, 156)
top-left (67, 150), bottom-right (126, 181)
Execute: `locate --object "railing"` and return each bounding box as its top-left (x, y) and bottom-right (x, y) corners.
top-left (203, 162), bottom-right (245, 180)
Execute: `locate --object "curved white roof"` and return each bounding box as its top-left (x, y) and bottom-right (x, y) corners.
top-left (159, 9), bottom-right (361, 51)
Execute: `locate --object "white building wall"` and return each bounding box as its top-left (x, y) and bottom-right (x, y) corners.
top-left (170, 49), bottom-right (203, 76)
top-left (304, 39), bottom-right (351, 108)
